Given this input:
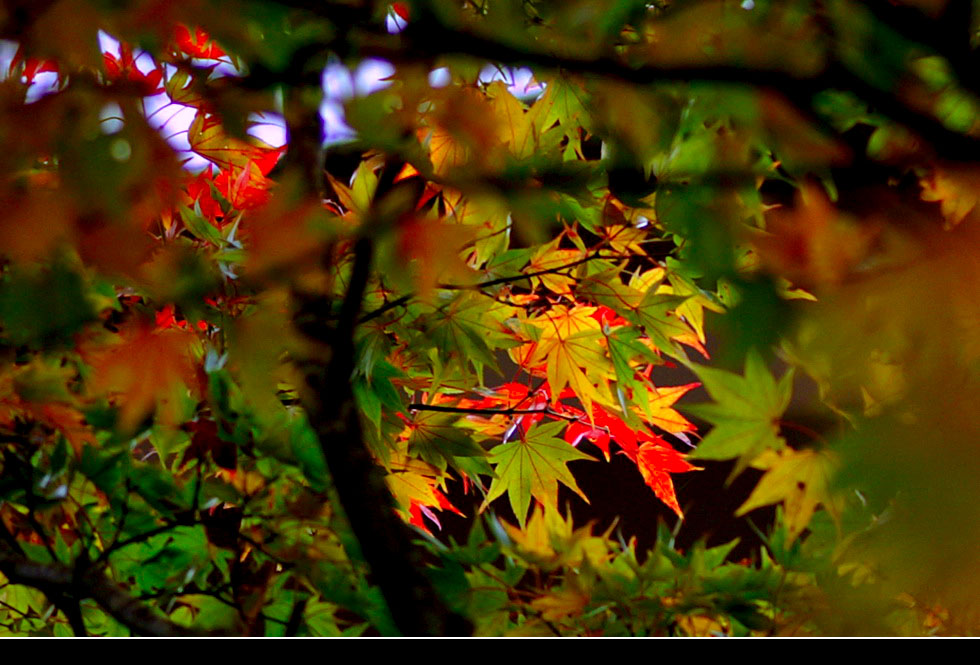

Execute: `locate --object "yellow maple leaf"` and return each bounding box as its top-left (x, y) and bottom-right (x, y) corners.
top-left (601, 224), bottom-right (648, 255)
top-left (737, 447), bottom-right (843, 543)
top-left (486, 81), bottom-right (534, 159)
top-left (527, 304), bottom-right (601, 350)
top-left (527, 238), bottom-right (586, 295)
top-left (919, 163), bottom-right (980, 228)
top-left (634, 382), bottom-right (699, 434)
top-left (530, 586), bottom-right (590, 622)
top-left (526, 305), bottom-right (608, 413)
top-left (502, 503), bottom-right (610, 571)
top-left (426, 125), bottom-right (470, 177)
top-left (676, 613), bottom-right (727, 636)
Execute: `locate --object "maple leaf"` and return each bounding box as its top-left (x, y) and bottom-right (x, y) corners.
top-left (187, 110), bottom-right (283, 178)
top-left (919, 163), bottom-right (980, 228)
top-left (424, 87), bottom-right (498, 176)
top-left (600, 224), bottom-right (648, 256)
top-left (526, 237), bottom-right (585, 295)
top-left (635, 436), bottom-right (699, 519)
top-left (736, 447), bottom-right (843, 543)
top-left (102, 44), bottom-right (164, 95)
top-left (390, 214), bottom-right (479, 296)
top-left (501, 503), bottom-right (611, 571)
top-left (625, 288), bottom-right (693, 357)
top-left (408, 487), bottom-right (465, 535)
top-left (535, 74), bottom-right (588, 133)
top-left (82, 324), bottom-right (200, 432)
top-left (426, 125), bottom-right (470, 177)
top-left (385, 457), bottom-right (441, 505)
top-left (0, 361), bottom-right (96, 456)
top-left (685, 349), bottom-right (794, 474)
top-left (525, 305), bottom-right (608, 414)
top-left (181, 168), bottom-right (225, 224)
top-left (556, 391), bottom-right (698, 515)
top-left (391, 2), bottom-right (411, 20)
top-left (635, 382), bottom-right (699, 437)
top-left (242, 195), bottom-right (335, 277)
top-left (16, 56), bottom-right (59, 84)
top-left (174, 25), bottom-right (227, 60)
top-left (482, 420), bottom-right (595, 528)
top-left (404, 410), bottom-right (487, 472)
top-left (385, 453), bottom-right (462, 533)
top-left (530, 585), bottom-right (590, 622)
top-left (415, 291), bottom-right (517, 382)
top-left (576, 265), bottom-right (697, 357)
top-left (676, 613), bottom-right (726, 637)
top-left (486, 81), bottom-right (535, 159)
top-left (752, 184), bottom-right (875, 289)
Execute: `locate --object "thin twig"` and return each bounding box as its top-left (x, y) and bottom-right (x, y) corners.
top-left (407, 403), bottom-right (582, 422)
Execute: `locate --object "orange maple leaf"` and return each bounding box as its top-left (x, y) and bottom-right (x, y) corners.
top-left (636, 436), bottom-right (699, 518)
top-left (84, 324), bottom-right (200, 432)
top-left (753, 184), bottom-right (875, 289)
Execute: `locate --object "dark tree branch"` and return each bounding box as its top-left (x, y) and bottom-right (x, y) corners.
top-left (861, 0), bottom-right (978, 95)
top-left (280, 85), bottom-right (327, 199)
top-left (439, 252), bottom-right (619, 290)
top-left (297, 161), bottom-right (471, 635)
top-left (408, 403), bottom-right (582, 422)
top-left (284, 596), bottom-right (307, 636)
top-left (57, 592), bottom-right (87, 637)
top-left (95, 522), bottom-right (183, 566)
top-left (0, 547), bottom-right (206, 637)
top-left (358, 293), bottom-right (413, 324)
top-left (263, 0), bottom-right (980, 162)
top-left (358, 251), bottom-right (619, 323)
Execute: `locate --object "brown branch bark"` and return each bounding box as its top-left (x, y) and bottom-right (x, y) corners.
top-left (408, 403), bottom-right (582, 422)
top-left (358, 251), bottom-right (619, 323)
top-left (268, 0), bottom-right (980, 162)
top-left (297, 169), bottom-right (471, 635)
top-left (0, 548), bottom-right (206, 637)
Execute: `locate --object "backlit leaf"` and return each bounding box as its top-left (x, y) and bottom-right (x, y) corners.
top-left (482, 420), bottom-right (596, 528)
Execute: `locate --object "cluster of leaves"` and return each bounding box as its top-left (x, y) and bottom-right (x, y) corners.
top-left (1, 0), bottom-right (979, 636)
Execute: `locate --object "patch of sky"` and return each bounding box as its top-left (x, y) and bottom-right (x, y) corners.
top-left (321, 58), bottom-right (395, 145)
top-left (1, 37), bottom-right (61, 104)
top-left (99, 102), bottom-right (125, 134)
top-left (96, 30), bottom-right (285, 171)
top-left (478, 64), bottom-right (545, 101)
top-left (386, 9), bottom-right (408, 34)
top-left (0, 40), bottom-right (17, 79)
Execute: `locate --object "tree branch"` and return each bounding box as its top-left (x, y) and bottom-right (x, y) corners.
top-left (0, 548), bottom-right (205, 637)
top-left (439, 252), bottom-right (619, 290)
top-left (358, 251), bottom-right (619, 323)
top-left (408, 403), bottom-right (581, 422)
top-left (333, 2), bottom-right (980, 162)
top-left (298, 165), bottom-right (471, 635)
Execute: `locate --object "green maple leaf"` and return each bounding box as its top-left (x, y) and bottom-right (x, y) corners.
top-left (625, 289), bottom-right (691, 358)
top-left (685, 349), bottom-right (794, 474)
top-left (481, 420), bottom-right (595, 528)
top-left (407, 411), bottom-right (488, 472)
top-left (576, 265), bottom-right (692, 358)
top-left (536, 75), bottom-right (589, 131)
top-left (418, 292), bottom-right (516, 383)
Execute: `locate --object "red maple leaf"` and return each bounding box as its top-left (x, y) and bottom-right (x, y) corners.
top-left (391, 3), bottom-right (410, 20)
top-left (103, 44), bottom-right (164, 95)
top-left (20, 57), bottom-right (59, 84)
top-left (184, 168), bottom-right (224, 223)
top-left (174, 25), bottom-right (227, 60)
top-left (635, 435), bottom-right (698, 518)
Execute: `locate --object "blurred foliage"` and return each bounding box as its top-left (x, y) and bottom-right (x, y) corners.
top-left (0, 0), bottom-right (979, 636)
